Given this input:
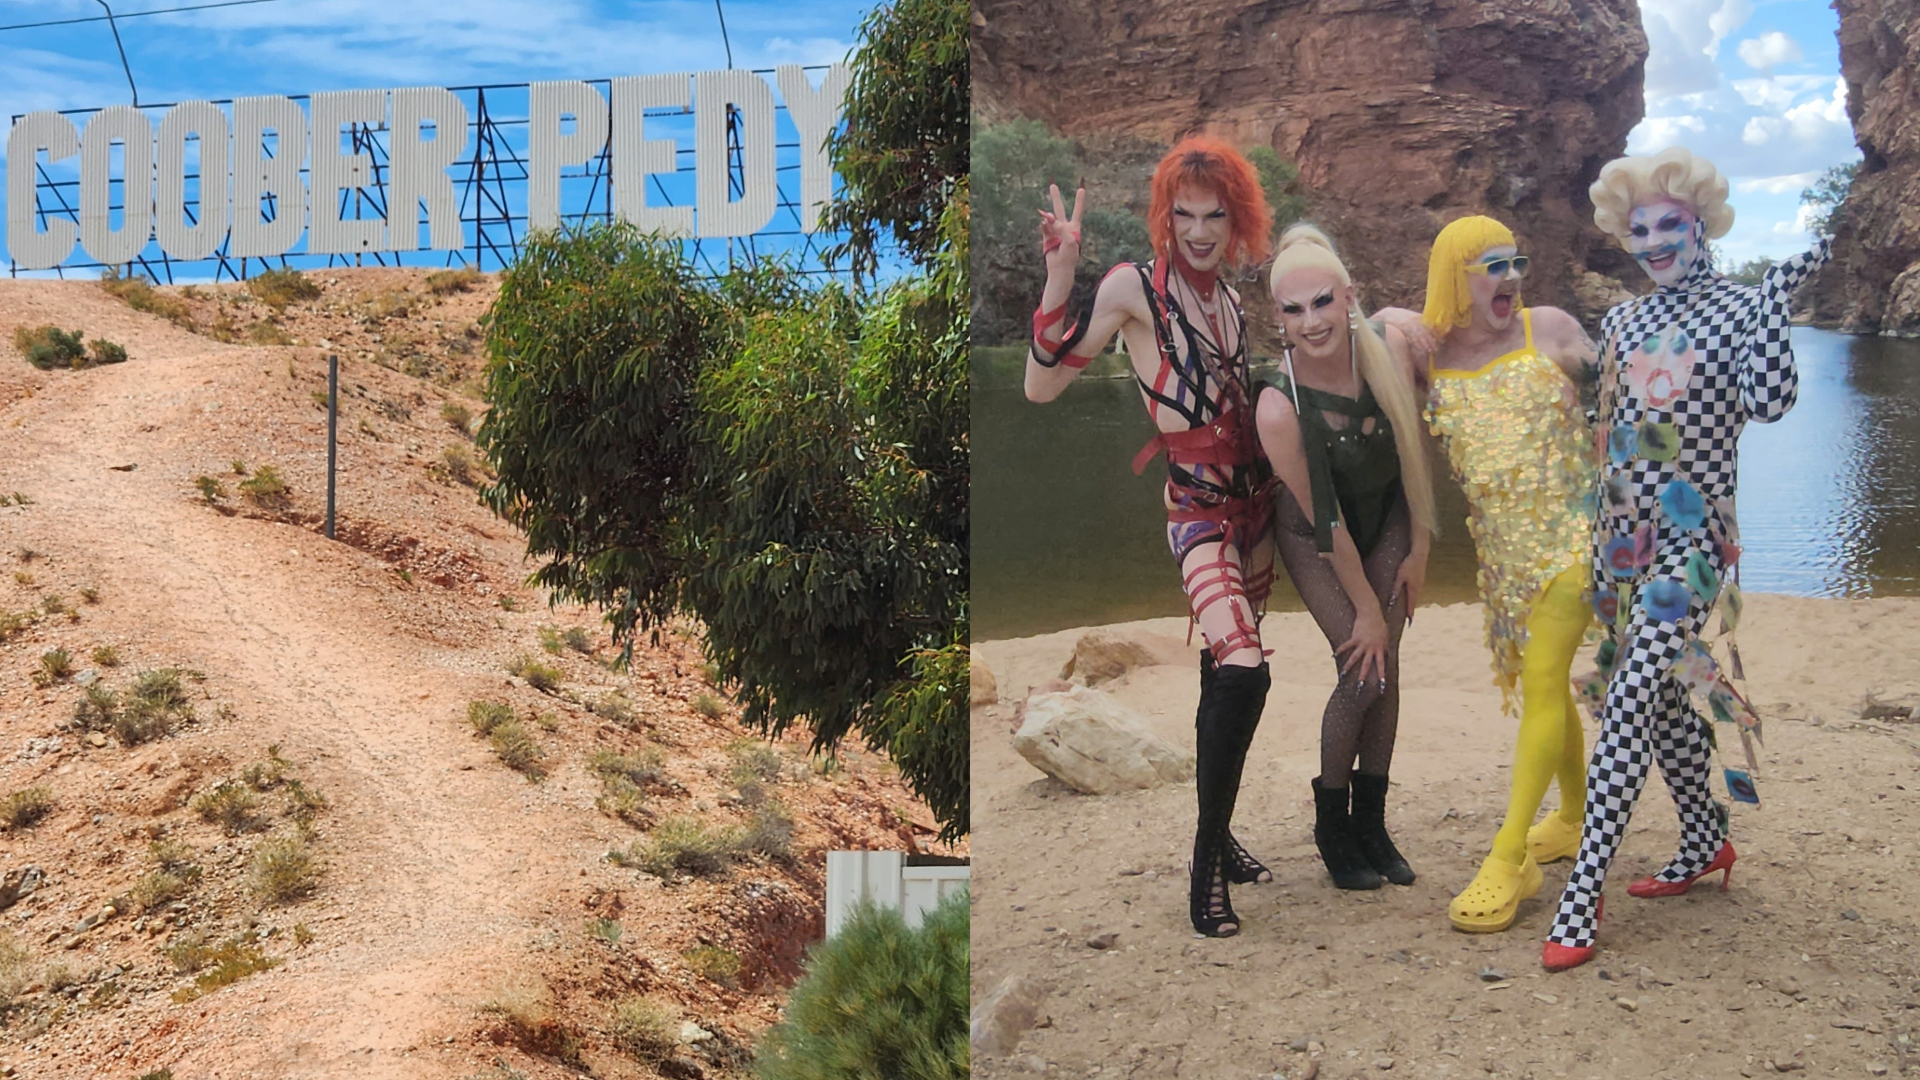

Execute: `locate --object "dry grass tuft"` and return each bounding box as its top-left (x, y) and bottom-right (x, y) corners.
top-left (248, 831), bottom-right (324, 903)
top-left (0, 788), bottom-right (54, 830)
top-left (683, 944), bottom-right (742, 988)
top-left (192, 782), bottom-right (265, 835)
top-left (425, 267), bottom-right (484, 294)
top-left (608, 995), bottom-right (680, 1064)
top-left (245, 268), bottom-right (322, 310)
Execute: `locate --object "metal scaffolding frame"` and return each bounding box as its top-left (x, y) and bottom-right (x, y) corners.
top-left (9, 66), bottom-right (852, 282)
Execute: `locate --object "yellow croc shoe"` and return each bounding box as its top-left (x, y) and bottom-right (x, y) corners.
top-left (1449, 853), bottom-right (1544, 933)
top-left (1527, 813), bottom-right (1582, 864)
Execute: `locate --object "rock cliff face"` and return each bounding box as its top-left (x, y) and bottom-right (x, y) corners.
top-left (1809, 0), bottom-right (1920, 334)
top-left (972, 0), bottom-right (1648, 328)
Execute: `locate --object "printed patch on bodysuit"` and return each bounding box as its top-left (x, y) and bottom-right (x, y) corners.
top-left (1642, 577), bottom-right (1691, 624)
top-left (1660, 479), bottom-right (1708, 531)
top-left (1672, 638), bottom-right (1719, 691)
top-left (1604, 474), bottom-right (1635, 516)
top-left (1603, 536), bottom-right (1637, 578)
top-left (1636, 420), bottom-right (1680, 462)
top-left (1632, 523), bottom-right (1656, 569)
top-left (1607, 425), bottom-right (1637, 466)
top-left (1718, 581), bottom-right (1743, 631)
top-left (1592, 586), bottom-right (1620, 625)
top-left (1685, 550), bottom-right (1721, 604)
top-left (1625, 327), bottom-right (1697, 410)
top-left (1724, 768), bottom-right (1760, 805)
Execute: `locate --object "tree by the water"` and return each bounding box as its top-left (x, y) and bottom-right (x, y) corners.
top-left (1801, 161), bottom-right (1858, 240)
top-left (477, 0), bottom-right (968, 840)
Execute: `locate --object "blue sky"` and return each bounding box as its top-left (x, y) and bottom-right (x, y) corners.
top-left (1626, 0), bottom-right (1859, 265)
top-left (1, 0), bottom-right (879, 276)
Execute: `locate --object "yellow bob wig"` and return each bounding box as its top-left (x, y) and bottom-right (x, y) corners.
top-left (1421, 215), bottom-right (1518, 334)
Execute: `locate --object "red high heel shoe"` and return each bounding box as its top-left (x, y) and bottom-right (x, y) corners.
top-left (1542, 897), bottom-right (1603, 972)
top-left (1627, 842), bottom-right (1736, 898)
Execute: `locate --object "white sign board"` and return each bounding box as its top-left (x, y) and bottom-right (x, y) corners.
top-left (5, 64), bottom-right (850, 271)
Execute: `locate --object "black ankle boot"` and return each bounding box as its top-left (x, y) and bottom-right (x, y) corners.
top-left (1190, 661), bottom-right (1273, 934)
top-left (1349, 772), bottom-right (1415, 885)
top-left (1199, 652), bottom-right (1271, 885)
top-left (1312, 776), bottom-right (1383, 891)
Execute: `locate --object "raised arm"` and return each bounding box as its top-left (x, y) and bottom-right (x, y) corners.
top-left (1025, 184), bottom-right (1137, 403)
top-left (1739, 237), bottom-right (1831, 423)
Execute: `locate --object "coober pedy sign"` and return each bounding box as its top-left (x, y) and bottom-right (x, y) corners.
top-left (5, 65), bottom-right (851, 271)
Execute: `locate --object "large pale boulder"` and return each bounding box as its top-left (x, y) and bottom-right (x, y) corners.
top-left (970, 647), bottom-right (999, 706)
top-left (1013, 685), bottom-right (1194, 794)
top-left (970, 974), bottom-right (1046, 1057)
top-left (1058, 627), bottom-right (1194, 686)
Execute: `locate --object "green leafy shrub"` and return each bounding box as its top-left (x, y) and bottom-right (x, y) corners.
top-left (238, 465), bottom-right (290, 509)
top-left (88, 337), bottom-right (128, 364)
top-left (14, 325), bottom-right (87, 369)
top-left (754, 891), bottom-right (968, 1080)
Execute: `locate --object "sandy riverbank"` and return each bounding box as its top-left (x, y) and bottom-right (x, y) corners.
top-left (971, 594), bottom-right (1920, 1079)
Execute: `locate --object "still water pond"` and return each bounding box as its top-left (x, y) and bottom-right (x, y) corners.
top-left (973, 327), bottom-right (1920, 641)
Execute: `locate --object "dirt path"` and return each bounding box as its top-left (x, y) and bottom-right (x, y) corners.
top-left (0, 277), bottom-right (931, 1079)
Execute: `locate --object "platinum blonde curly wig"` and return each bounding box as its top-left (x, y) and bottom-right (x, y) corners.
top-left (1589, 146), bottom-right (1734, 243)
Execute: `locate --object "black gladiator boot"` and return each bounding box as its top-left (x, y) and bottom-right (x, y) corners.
top-left (1190, 661), bottom-right (1273, 936)
top-left (1198, 652), bottom-right (1272, 884)
top-left (1349, 772), bottom-right (1416, 885)
top-left (1312, 776), bottom-right (1383, 891)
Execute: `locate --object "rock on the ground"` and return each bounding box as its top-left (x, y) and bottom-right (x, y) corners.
top-left (970, 973), bottom-right (1046, 1057)
top-left (971, 647), bottom-right (999, 707)
top-left (1013, 685), bottom-right (1194, 794)
top-left (1058, 628), bottom-right (1193, 686)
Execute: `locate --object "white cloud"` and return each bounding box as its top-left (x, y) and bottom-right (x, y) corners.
top-left (1773, 204), bottom-right (1818, 235)
top-left (1737, 171), bottom-right (1819, 194)
top-left (1743, 116), bottom-right (1779, 144)
top-left (1643, 0), bottom-right (1755, 102)
top-left (1736, 30), bottom-right (1804, 72)
top-left (1628, 114), bottom-right (1708, 153)
top-left (1731, 74), bottom-right (1836, 110)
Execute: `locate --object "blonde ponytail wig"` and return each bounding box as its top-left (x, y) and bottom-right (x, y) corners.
top-left (1268, 223), bottom-right (1439, 541)
top-left (1589, 146), bottom-right (1734, 243)
top-left (1420, 215), bottom-right (1518, 334)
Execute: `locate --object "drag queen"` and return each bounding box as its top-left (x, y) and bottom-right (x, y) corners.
top-left (1381, 215), bottom-right (1602, 932)
top-left (1025, 137), bottom-right (1277, 937)
top-left (1255, 224), bottom-right (1439, 893)
top-left (1543, 147), bottom-right (1829, 970)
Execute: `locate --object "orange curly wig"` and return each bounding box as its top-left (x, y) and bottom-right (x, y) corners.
top-left (1147, 136), bottom-right (1274, 269)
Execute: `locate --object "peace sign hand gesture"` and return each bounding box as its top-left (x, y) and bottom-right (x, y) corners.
top-left (1038, 183), bottom-right (1085, 283)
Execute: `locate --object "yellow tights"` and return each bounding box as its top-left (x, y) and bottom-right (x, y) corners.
top-left (1488, 565), bottom-right (1591, 867)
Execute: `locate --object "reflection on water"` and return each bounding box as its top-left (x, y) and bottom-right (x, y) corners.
top-left (974, 328), bottom-right (1920, 641)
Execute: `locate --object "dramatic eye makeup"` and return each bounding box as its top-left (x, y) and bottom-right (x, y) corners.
top-left (1278, 290), bottom-right (1334, 315)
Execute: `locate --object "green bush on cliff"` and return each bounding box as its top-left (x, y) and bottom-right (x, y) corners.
top-left (754, 892), bottom-right (969, 1080)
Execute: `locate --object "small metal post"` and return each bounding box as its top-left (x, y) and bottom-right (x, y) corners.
top-left (326, 354), bottom-right (338, 539)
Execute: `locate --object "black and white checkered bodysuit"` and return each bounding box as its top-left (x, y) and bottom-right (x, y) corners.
top-left (1546, 240), bottom-right (1830, 949)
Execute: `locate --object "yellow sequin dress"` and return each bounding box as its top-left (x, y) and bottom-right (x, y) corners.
top-left (1426, 309), bottom-right (1597, 713)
